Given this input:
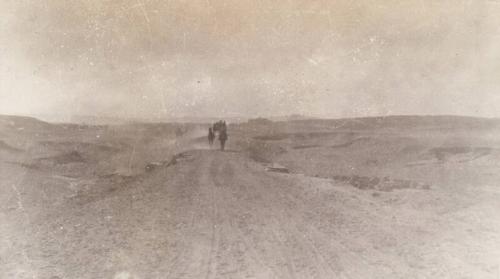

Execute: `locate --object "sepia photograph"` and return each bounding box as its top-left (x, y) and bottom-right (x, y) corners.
top-left (1, 0), bottom-right (500, 278)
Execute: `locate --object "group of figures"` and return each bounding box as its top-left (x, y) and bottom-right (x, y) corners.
top-left (208, 120), bottom-right (228, 151)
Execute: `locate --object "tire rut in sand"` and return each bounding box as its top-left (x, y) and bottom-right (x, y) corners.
top-left (209, 153), bottom-right (338, 278)
top-left (232, 161), bottom-right (339, 278)
top-left (202, 154), bottom-right (222, 279)
top-left (209, 156), bottom-right (280, 279)
top-left (146, 151), bottom-right (217, 279)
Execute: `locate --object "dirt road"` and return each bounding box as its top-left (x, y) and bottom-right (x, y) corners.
top-left (155, 150), bottom-right (350, 279)
top-left (115, 149), bottom-right (382, 279)
top-left (3, 148), bottom-right (500, 278)
top-left (88, 149), bottom-right (499, 278)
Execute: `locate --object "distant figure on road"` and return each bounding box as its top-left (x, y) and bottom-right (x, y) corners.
top-left (208, 127), bottom-right (215, 147)
top-left (219, 129), bottom-right (228, 151)
top-left (213, 120), bottom-right (227, 134)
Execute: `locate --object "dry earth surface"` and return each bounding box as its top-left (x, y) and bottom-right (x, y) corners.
top-left (1, 115), bottom-right (500, 278)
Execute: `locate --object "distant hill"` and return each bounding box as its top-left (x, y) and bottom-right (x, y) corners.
top-left (34, 114), bottom-right (132, 125)
top-left (160, 116), bottom-right (248, 124)
top-left (246, 118), bottom-right (274, 125)
top-left (268, 114), bottom-right (317, 122)
top-left (293, 115), bottom-right (500, 131)
top-left (0, 114), bottom-right (53, 130)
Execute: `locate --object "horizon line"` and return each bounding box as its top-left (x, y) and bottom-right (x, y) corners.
top-left (1, 113), bottom-right (500, 125)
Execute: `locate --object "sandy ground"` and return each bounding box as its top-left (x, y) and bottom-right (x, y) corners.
top-left (1, 115), bottom-right (500, 278)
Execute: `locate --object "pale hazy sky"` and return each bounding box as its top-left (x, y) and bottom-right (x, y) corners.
top-left (1, 0), bottom-right (499, 120)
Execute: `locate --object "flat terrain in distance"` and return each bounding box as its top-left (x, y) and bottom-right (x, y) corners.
top-left (1, 115), bottom-right (500, 278)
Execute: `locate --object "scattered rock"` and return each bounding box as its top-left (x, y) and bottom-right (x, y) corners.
top-left (332, 174), bottom-right (430, 192)
top-left (265, 163), bottom-right (289, 173)
top-left (145, 162), bottom-right (163, 172)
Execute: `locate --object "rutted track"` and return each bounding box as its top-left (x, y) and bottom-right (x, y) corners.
top-left (4, 149), bottom-right (500, 278)
top-left (144, 149), bottom-right (500, 279)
